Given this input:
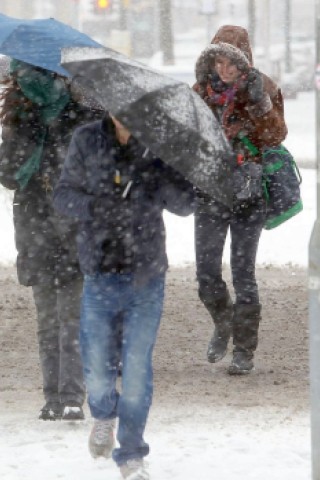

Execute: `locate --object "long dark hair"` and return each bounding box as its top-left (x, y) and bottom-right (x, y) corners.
top-left (0, 71), bottom-right (87, 127)
top-left (0, 67), bottom-right (102, 128)
top-left (0, 74), bottom-right (34, 126)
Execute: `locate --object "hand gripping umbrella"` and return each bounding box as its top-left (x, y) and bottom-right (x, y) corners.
top-left (62, 46), bottom-right (234, 206)
top-left (0, 13), bottom-right (102, 77)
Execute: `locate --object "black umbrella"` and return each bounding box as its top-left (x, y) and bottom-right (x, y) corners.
top-left (62, 47), bottom-right (234, 206)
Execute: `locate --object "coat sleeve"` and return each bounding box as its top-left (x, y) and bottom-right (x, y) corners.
top-left (158, 163), bottom-right (195, 216)
top-left (0, 125), bottom-right (31, 190)
top-left (246, 74), bottom-right (288, 148)
top-left (126, 137), bottom-right (195, 216)
top-left (53, 129), bottom-right (94, 221)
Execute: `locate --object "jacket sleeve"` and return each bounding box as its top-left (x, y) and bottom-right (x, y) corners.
top-left (53, 130), bottom-right (94, 221)
top-left (158, 163), bottom-right (195, 216)
top-left (246, 75), bottom-right (288, 147)
top-left (0, 125), bottom-right (31, 190)
top-left (127, 137), bottom-right (195, 216)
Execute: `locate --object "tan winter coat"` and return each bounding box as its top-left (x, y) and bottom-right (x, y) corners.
top-left (193, 25), bottom-right (287, 151)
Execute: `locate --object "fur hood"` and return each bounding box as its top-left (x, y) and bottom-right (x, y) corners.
top-left (193, 25), bottom-right (288, 150)
top-left (195, 25), bottom-right (253, 86)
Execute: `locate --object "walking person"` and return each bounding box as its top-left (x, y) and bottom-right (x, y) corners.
top-left (0, 60), bottom-right (102, 420)
top-left (53, 114), bottom-right (194, 479)
top-left (193, 25), bottom-right (288, 374)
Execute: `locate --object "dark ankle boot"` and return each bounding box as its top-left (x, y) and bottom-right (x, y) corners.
top-left (228, 350), bottom-right (254, 375)
top-left (205, 293), bottom-right (233, 363)
top-left (228, 304), bottom-right (261, 375)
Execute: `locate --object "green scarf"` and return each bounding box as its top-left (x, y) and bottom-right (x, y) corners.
top-left (10, 60), bottom-right (70, 190)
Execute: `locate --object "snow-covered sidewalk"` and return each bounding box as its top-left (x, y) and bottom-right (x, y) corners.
top-left (0, 260), bottom-right (310, 480)
top-left (0, 407), bottom-right (310, 480)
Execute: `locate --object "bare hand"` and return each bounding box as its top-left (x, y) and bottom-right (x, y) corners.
top-left (111, 116), bottom-right (131, 144)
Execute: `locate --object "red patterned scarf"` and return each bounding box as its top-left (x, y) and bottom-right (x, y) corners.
top-left (206, 74), bottom-right (247, 139)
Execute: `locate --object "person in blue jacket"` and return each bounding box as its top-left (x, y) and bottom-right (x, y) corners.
top-left (53, 113), bottom-right (194, 480)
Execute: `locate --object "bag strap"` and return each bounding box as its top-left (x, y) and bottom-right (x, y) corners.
top-left (262, 145), bottom-right (302, 185)
top-left (262, 145), bottom-right (288, 156)
top-left (237, 133), bottom-right (260, 156)
top-left (238, 135), bottom-right (302, 186)
top-left (293, 159), bottom-right (303, 185)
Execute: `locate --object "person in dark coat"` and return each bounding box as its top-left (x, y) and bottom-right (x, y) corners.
top-left (0, 60), bottom-right (103, 420)
top-left (53, 114), bottom-right (195, 480)
top-left (193, 25), bottom-right (288, 375)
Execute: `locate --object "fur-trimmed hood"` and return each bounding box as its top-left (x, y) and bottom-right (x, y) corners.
top-left (211, 25), bottom-right (253, 64)
top-left (195, 25), bottom-right (253, 86)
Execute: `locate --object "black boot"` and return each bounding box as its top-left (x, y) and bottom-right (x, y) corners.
top-left (228, 304), bottom-right (261, 375)
top-left (203, 292), bottom-right (233, 363)
top-left (39, 401), bottom-right (62, 421)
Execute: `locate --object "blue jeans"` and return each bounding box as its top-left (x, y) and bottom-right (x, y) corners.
top-left (80, 272), bottom-right (165, 466)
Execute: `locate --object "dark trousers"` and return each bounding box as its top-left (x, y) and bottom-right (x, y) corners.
top-left (32, 276), bottom-right (85, 405)
top-left (195, 197), bottom-right (266, 305)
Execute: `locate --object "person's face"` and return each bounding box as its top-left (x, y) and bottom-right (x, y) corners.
top-left (213, 55), bottom-right (241, 84)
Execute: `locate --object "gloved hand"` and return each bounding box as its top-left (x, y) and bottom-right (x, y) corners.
top-left (246, 68), bottom-right (264, 104)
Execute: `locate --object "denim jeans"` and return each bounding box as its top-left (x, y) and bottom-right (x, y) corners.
top-left (80, 272), bottom-right (165, 466)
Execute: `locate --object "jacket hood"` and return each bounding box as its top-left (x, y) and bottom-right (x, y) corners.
top-left (195, 25), bottom-right (253, 86)
top-left (211, 25), bottom-right (253, 64)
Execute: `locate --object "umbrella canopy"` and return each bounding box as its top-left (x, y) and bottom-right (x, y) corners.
top-left (0, 13), bottom-right (102, 77)
top-left (62, 47), bottom-right (234, 206)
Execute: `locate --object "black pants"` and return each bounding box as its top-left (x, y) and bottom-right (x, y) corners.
top-left (32, 276), bottom-right (85, 405)
top-left (195, 197), bottom-right (266, 305)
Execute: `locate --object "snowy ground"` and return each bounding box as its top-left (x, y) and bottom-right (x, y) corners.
top-left (0, 260), bottom-right (310, 480)
top-left (0, 92), bottom-right (315, 479)
top-left (0, 409), bottom-right (311, 480)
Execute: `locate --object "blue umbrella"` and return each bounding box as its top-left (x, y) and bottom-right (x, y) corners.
top-left (0, 13), bottom-right (102, 77)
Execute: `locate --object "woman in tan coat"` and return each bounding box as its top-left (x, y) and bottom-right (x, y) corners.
top-left (193, 25), bottom-right (287, 374)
